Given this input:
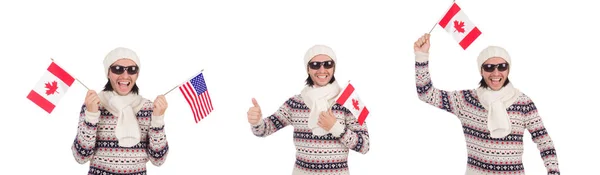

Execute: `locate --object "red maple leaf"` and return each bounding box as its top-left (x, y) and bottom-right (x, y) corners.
top-left (453, 20), bottom-right (465, 33)
top-left (352, 99), bottom-right (360, 111)
top-left (44, 81), bottom-right (59, 95)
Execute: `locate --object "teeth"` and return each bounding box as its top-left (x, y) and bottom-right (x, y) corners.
top-left (491, 78), bottom-right (501, 81)
top-left (118, 82), bottom-right (130, 85)
top-left (317, 75), bottom-right (327, 79)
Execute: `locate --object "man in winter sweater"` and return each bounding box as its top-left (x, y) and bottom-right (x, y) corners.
top-left (413, 34), bottom-right (560, 175)
top-left (72, 47), bottom-right (170, 175)
top-left (247, 45), bottom-right (370, 175)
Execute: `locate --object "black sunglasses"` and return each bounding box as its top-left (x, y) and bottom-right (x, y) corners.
top-left (110, 65), bottom-right (139, 75)
top-left (308, 60), bottom-right (335, 70)
top-left (482, 63), bottom-right (509, 72)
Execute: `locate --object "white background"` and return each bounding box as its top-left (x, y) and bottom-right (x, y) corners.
top-left (1, 0), bottom-right (598, 174)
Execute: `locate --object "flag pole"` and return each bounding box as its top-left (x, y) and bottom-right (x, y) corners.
top-left (163, 69), bottom-right (204, 96)
top-left (51, 58), bottom-right (90, 90)
top-left (428, 0), bottom-right (456, 34)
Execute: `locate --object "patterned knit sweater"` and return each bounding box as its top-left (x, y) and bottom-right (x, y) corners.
top-left (415, 52), bottom-right (560, 175)
top-left (251, 95), bottom-right (370, 175)
top-left (72, 99), bottom-right (169, 175)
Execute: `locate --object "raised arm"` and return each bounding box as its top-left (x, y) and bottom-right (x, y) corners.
top-left (71, 90), bottom-right (101, 164)
top-left (147, 96), bottom-right (169, 166)
top-left (414, 34), bottom-right (463, 116)
top-left (249, 98), bottom-right (292, 137)
top-left (522, 98), bottom-right (560, 175)
top-left (71, 104), bottom-right (100, 164)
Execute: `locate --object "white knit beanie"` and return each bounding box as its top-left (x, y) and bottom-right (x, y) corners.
top-left (477, 46), bottom-right (511, 71)
top-left (304, 45), bottom-right (337, 69)
top-left (103, 47), bottom-right (141, 76)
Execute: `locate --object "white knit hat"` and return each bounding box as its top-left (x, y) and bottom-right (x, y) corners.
top-left (304, 45), bottom-right (337, 68)
top-left (477, 46), bottom-right (511, 71)
top-left (103, 47), bottom-right (141, 76)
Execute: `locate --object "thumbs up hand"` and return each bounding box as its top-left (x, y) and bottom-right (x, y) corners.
top-left (247, 98), bottom-right (262, 125)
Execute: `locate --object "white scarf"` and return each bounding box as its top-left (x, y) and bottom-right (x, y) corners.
top-left (475, 83), bottom-right (521, 138)
top-left (300, 81), bottom-right (341, 136)
top-left (98, 91), bottom-right (145, 147)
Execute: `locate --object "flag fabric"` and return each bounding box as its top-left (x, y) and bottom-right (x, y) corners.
top-left (179, 72), bottom-right (213, 123)
top-left (27, 62), bottom-right (75, 114)
top-left (336, 83), bottom-right (369, 125)
top-left (438, 2), bottom-right (482, 50)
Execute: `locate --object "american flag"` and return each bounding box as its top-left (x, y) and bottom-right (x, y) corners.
top-left (179, 72), bottom-right (213, 123)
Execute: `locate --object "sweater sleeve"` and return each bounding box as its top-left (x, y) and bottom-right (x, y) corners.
top-left (524, 100), bottom-right (560, 175)
top-left (71, 104), bottom-right (100, 164)
top-left (251, 98), bottom-right (293, 137)
top-left (415, 51), bottom-right (463, 116)
top-left (335, 109), bottom-right (370, 154)
top-left (146, 103), bottom-right (169, 166)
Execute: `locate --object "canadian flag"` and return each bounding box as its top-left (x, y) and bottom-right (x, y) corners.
top-left (439, 2), bottom-right (482, 50)
top-left (27, 62), bottom-right (75, 114)
top-left (336, 83), bottom-right (369, 125)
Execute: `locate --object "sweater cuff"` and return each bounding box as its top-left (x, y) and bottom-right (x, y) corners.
top-left (415, 51), bottom-right (429, 62)
top-left (251, 118), bottom-right (264, 128)
top-left (151, 115), bottom-right (165, 128)
top-left (329, 120), bottom-right (345, 138)
top-left (84, 110), bottom-right (100, 124)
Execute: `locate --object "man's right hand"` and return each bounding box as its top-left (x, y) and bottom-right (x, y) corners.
top-left (84, 90), bottom-right (100, 113)
top-left (414, 33), bottom-right (431, 53)
top-left (247, 98), bottom-right (262, 125)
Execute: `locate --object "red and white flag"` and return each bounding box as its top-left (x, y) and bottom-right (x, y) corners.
top-left (336, 83), bottom-right (369, 125)
top-left (179, 72), bottom-right (213, 123)
top-left (27, 62), bottom-right (75, 114)
top-left (439, 2), bottom-right (482, 50)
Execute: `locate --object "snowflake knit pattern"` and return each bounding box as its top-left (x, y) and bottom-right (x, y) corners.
top-left (414, 53), bottom-right (560, 175)
top-left (72, 100), bottom-right (169, 175)
top-left (251, 95), bottom-right (370, 175)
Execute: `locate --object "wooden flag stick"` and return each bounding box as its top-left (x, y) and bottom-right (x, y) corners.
top-left (163, 69), bottom-right (204, 96)
top-left (51, 58), bottom-right (90, 90)
top-left (76, 77), bottom-right (91, 90)
top-left (428, 0), bottom-right (456, 34)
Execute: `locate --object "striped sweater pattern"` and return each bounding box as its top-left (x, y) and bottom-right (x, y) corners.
top-left (251, 95), bottom-right (370, 175)
top-left (415, 55), bottom-right (560, 175)
top-left (71, 100), bottom-right (169, 175)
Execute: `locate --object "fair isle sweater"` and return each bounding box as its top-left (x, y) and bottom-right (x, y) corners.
top-left (251, 95), bottom-right (370, 175)
top-left (72, 99), bottom-right (169, 175)
top-left (415, 52), bottom-right (560, 175)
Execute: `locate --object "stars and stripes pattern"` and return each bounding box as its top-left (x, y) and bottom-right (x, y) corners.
top-left (179, 72), bottom-right (214, 123)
